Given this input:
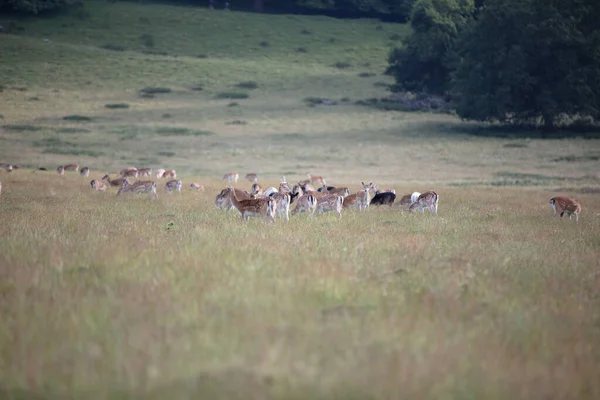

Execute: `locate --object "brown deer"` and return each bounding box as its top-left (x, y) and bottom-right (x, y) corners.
top-left (318, 184), bottom-right (350, 198)
top-left (251, 183), bottom-right (263, 197)
top-left (549, 196), bottom-right (581, 222)
top-left (245, 173), bottom-right (259, 183)
top-left (291, 185), bottom-right (317, 216)
top-left (317, 194), bottom-right (343, 219)
top-left (64, 164), bottom-right (79, 172)
top-left (343, 182), bottom-right (376, 211)
top-left (56, 165), bottom-right (65, 176)
top-left (162, 169), bottom-right (177, 179)
top-left (0, 163), bottom-right (13, 172)
top-left (120, 167), bottom-right (138, 178)
top-left (216, 187), bottom-right (250, 210)
top-left (102, 174), bottom-right (128, 188)
top-left (223, 172), bottom-right (239, 183)
top-left (80, 167), bottom-right (90, 177)
top-left (137, 168), bottom-right (152, 177)
top-left (226, 187), bottom-right (276, 222)
top-left (90, 179), bottom-right (107, 192)
top-left (409, 190), bottom-right (439, 215)
top-left (117, 180), bottom-right (158, 199)
top-left (190, 182), bottom-right (205, 191)
top-left (307, 173), bottom-right (326, 186)
top-left (165, 179), bottom-right (183, 193)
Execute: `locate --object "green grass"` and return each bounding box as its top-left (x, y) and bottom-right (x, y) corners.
top-left (0, 1), bottom-right (599, 398)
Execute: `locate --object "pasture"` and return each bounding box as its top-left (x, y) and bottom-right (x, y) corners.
top-left (1, 1), bottom-right (600, 398)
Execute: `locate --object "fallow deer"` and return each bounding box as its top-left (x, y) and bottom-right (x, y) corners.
top-left (120, 167), bottom-right (139, 178)
top-left (370, 189), bottom-right (396, 207)
top-left (56, 165), bottom-right (64, 176)
top-left (0, 181), bottom-right (2, 196)
top-left (222, 172), bottom-right (239, 183)
top-left (190, 182), bottom-right (205, 191)
top-left (0, 163), bottom-right (13, 172)
top-left (226, 187), bottom-right (276, 222)
top-left (216, 187), bottom-right (250, 210)
top-left (549, 196), bottom-right (581, 222)
top-left (245, 173), bottom-right (259, 183)
top-left (155, 169), bottom-right (166, 179)
top-left (162, 169), bottom-right (177, 179)
top-left (11, 165), bottom-right (20, 170)
top-left (307, 173), bottom-right (326, 186)
top-left (409, 190), bottom-right (439, 215)
top-left (251, 183), bottom-right (263, 197)
top-left (80, 167), bottom-right (90, 177)
top-left (90, 179), bottom-right (107, 192)
top-left (318, 184), bottom-right (350, 198)
top-left (137, 168), bottom-right (152, 177)
top-left (291, 185), bottom-right (317, 216)
top-left (317, 194), bottom-right (344, 219)
top-left (397, 193), bottom-right (413, 209)
top-left (343, 182), bottom-right (375, 211)
top-left (165, 179), bottom-right (183, 193)
top-left (117, 180), bottom-right (158, 199)
top-left (64, 164), bottom-right (79, 172)
top-left (102, 174), bottom-right (128, 188)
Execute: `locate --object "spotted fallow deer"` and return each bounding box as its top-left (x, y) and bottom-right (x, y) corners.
top-left (0, 163), bottom-right (13, 172)
top-left (56, 165), bottom-right (65, 176)
top-left (120, 167), bottom-right (139, 178)
top-left (291, 185), bottom-right (317, 216)
top-left (226, 187), bottom-right (276, 222)
top-left (155, 169), bottom-right (166, 179)
top-left (216, 187), bottom-right (250, 210)
top-left (317, 194), bottom-right (344, 219)
top-left (162, 170), bottom-right (177, 179)
top-left (64, 164), bottom-right (79, 172)
top-left (307, 173), bottom-right (326, 186)
top-left (318, 184), bottom-right (350, 198)
top-left (245, 173), bottom-right (259, 183)
top-left (549, 196), bottom-right (581, 223)
top-left (102, 174), bottom-right (128, 188)
top-left (343, 182), bottom-right (376, 211)
top-left (165, 179), bottom-right (183, 193)
top-left (222, 172), bottom-right (239, 183)
top-left (90, 179), bottom-right (107, 192)
top-left (80, 167), bottom-right (90, 177)
top-left (137, 168), bottom-right (152, 177)
top-left (117, 180), bottom-right (158, 199)
top-left (409, 190), bottom-right (439, 215)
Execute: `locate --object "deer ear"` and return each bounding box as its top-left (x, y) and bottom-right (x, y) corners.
top-left (361, 181), bottom-right (365, 186)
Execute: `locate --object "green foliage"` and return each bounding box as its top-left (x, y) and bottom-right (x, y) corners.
top-left (452, 0), bottom-right (600, 129)
top-left (387, 0), bottom-right (474, 94)
top-left (0, 0), bottom-right (74, 13)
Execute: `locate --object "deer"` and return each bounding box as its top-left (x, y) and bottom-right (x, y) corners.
top-left (0, 163), bottom-right (13, 172)
top-left (190, 183), bottom-right (205, 191)
top-left (397, 193), bottom-right (413, 209)
top-left (409, 191), bottom-right (439, 215)
top-left (370, 189), bottom-right (396, 207)
top-left (80, 167), bottom-right (90, 177)
top-left (245, 173), bottom-right (259, 183)
top-left (307, 173), bottom-right (326, 186)
top-left (0, 181), bottom-right (2, 196)
top-left (56, 165), bottom-right (64, 176)
top-left (291, 184), bottom-right (317, 216)
top-left (225, 187), bottom-right (276, 222)
top-left (549, 196), bottom-right (582, 223)
top-left (162, 170), bottom-right (177, 179)
top-left (222, 172), bottom-right (239, 183)
top-left (120, 167), bottom-right (139, 178)
top-left (317, 194), bottom-right (344, 219)
top-left (155, 169), bottom-right (166, 179)
top-left (117, 180), bottom-right (158, 199)
top-left (251, 183), bottom-right (263, 197)
top-left (216, 187), bottom-right (250, 210)
top-left (165, 179), bottom-right (183, 193)
top-left (318, 183), bottom-right (350, 198)
top-left (299, 182), bottom-right (326, 199)
top-left (90, 179), bottom-right (107, 192)
top-left (343, 182), bottom-right (376, 211)
top-left (102, 174), bottom-right (128, 188)
top-left (137, 168), bottom-right (152, 177)
top-left (64, 164), bottom-right (79, 172)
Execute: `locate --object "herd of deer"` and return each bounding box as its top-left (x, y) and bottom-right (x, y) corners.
top-left (0, 163), bottom-right (583, 223)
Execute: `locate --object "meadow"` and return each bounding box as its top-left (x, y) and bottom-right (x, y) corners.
top-left (1, 1), bottom-right (600, 398)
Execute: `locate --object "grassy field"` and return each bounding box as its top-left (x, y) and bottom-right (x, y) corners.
top-left (1, 0), bottom-right (600, 398)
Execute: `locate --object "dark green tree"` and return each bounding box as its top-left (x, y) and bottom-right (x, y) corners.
top-left (386, 0), bottom-right (474, 94)
top-left (452, 0), bottom-right (600, 129)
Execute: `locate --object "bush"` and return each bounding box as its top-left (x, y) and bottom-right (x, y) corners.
top-left (139, 34), bottom-right (155, 48)
top-left (235, 81), bottom-right (258, 89)
top-left (105, 103), bottom-right (130, 109)
top-left (333, 62), bottom-right (351, 69)
top-left (214, 92), bottom-right (249, 100)
top-left (100, 43), bottom-right (126, 52)
top-left (140, 87), bottom-right (171, 94)
top-left (63, 115), bottom-right (92, 122)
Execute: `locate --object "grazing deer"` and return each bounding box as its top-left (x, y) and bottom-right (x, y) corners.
top-left (343, 182), bottom-right (375, 211)
top-left (222, 172), bottom-right (239, 183)
top-left (90, 179), bottom-right (107, 192)
top-left (411, 192), bottom-right (421, 204)
top-left (117, 180), bottom-right (158, 199)
top-left (226, 187), bottom-right (276, 222)
top-left (80, 167), bottom-right (90, 177)
top-left (162, 169), bottom-right (177, 179)
top-left (102, 174), bottom-right (128, 188)
top-left (56, 165), bottom-right (64, 176)
top-left (155, 169), bottom-right (166, 179)
top-left (318, 184), bottom-right (350, 198)
top-left (397, 193), bottom-right (413, 209)
top-left (299, 182), bottom-right (326, 199)
top-left (409, 190), bottom-right (439, 215)
top-left (216, 187), bottom-right (250, 210)
top-left (307, 173), bottom-right (326, 186)
top-left (549, 196), bottom-right (581, 222)
top-left (0, 163), bottom-right (13, 172)
top-left (251, 183), bottom-right (263, 197)
top-left (245, 173), bottom-right (259, 183)
top-left (165, 179), bottom-right (183, 193)
top-left (291, 185), bottom-right (317, 216)
top-left (370, 189), bottom-right (396, 207)
top-left (317, 194), bottom-right (344, 219)
top-left (137, 168), bottom-right (152, 177)
top-left (120, 167), bottom-right (138, 178)
top-left (64, 164), bottom-right (79, 172)
top-left (190, 182), bottom-right (205, 191)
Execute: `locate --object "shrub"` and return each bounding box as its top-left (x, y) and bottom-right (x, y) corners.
top-left (140, 87), bottom-right (171, 94)
top-left (214, 92), bottom-right (249, 100)
top-left (225, 120), bottom-right (248, 125)
top-left (105, 103), bottom-right (130, 109)
top-left (100, 43), bottom-right (126, 52)
top-left (333, 62), bottom-right (351, 69)
top-left (155, 127), bottom-right (214, 136)
top-left (63, 115), bottom-right (92, 122)
top-left (235, 81), bottom-right (258, 89)
top-left (358, 72), bottom-right (376, 78)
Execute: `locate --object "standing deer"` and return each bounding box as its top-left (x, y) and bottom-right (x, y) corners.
top-left (291, 185), bottom-right (317, 216)
top-left (317, 194), bottom-right (344, 219)
top-left (245, 173), bottom-right (259, 183)
top-left (165, 179), bottom-right (183, 193)
top-left (409, 191), bottom-right (439, 214)
top-left (216, 187), bottom-right (250, 210)
top-left (63, 164), bottom-right (79, 172)
top-left (80, 167), bottom-right (90, 177)
top-left (223, 172), bottom-right (239, 183)
top-left (102, 174), bottom-right (128, 188)
top-left (343, 182), bottom-right (376, 211)
top-left (137, 168), bottom-right (152, 177)
top-left (0, 163), bottom-right (13, 172)
top-left (120, 167), bottom-right (139, 178)
top-left (549, 196), bottom-right (581, 222)
top-left (155, 169), bottom-right (166, 179)
top-left (56, 165), bottom-right (65, 176)
top-left (90, 179), bottom-right (107, 192)
top-left (307, 173), bottom-right (326, 186)
top-left (318, 184), bottom-right (350, 198)
top-left (117, 180), bottom-right (158, 199)
top-left (162, 170), bottom-right (177, 179)
top-left (226, 187), bottom-right (276, 222)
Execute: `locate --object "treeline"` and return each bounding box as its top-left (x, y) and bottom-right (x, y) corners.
top-left (387, 0), bottom-right (600, 129)
top-left (0, 0), bottom-right (417, 20)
